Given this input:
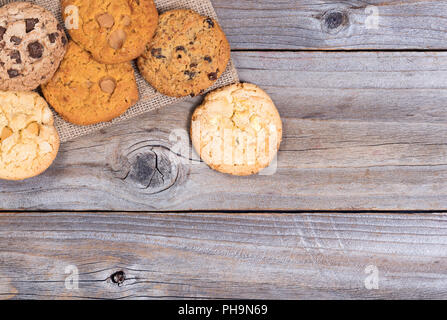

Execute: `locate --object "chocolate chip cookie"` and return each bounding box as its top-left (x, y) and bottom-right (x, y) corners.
top-left (41, 41), bottom-right (139, 126)
top-left (191, 83), bottom-right (282, 176)
top-left (0, 91), bottom-right (60, 181)
top-left (138, 9), bottom-right (231, 97)
top-left (62, 0), bottom-right (158, 64)
top-left (0, 2), bottom-right (67, 91)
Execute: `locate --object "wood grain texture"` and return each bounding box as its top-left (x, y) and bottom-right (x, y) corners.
top-left (0, 211), bottom-right (446, 300)
top-left (213, 0), bottom-right (447, 50)
top-left (1, 51), bottom-right (447, 211)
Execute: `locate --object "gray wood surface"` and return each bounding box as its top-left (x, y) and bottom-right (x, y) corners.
top-left (1, 51), bottom-right (447, 211)
top-left (2, 0), bottom-right (447, 300)
top-left (214, 0), bottom-right (447, 50)
top-left (1, 211), bottom-right (446, 300)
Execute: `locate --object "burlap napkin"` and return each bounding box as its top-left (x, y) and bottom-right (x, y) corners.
top-left (0, 0), bottom-right (239, 142)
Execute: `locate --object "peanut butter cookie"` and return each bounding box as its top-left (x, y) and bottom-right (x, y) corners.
top-left (41, 41), bottom-right (139, 126)
top-left (0, 2), bottom-right (67, 91)
top-left (62, 0), bottom-right (158, 64)
top-left (191, 83), bottom-right (282, 176)
top-left (0, 91), bottom-right (60, 181)
top-left (138, 9), bottom-right (231, 97)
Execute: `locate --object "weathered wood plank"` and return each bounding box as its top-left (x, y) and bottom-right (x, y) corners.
top-left (0, 211), bottom-right (446, 300)
top-left (214, 0), bottom-right (447, 50)
top-left (1, 51), bottom-right (447, 211)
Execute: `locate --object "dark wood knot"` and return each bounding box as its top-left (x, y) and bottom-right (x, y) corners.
top-left (110, 136), bottom-right (189, 196)
top-left (321, 10), bottom-right (349, 34)
top-left (126, 151), bottom-right (169, 190)
top-left (111, 271), bottom-right (125, 285)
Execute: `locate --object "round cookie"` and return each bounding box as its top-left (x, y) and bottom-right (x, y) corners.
top-left (0, 2), bottom-right (68, 91)
top-left (62, 0), bottom-right (158, 64)
top-left (138, 9), bottom-right (231, 97)
top-left (191, 83), bottom-right (282, 176)
top-left (0, 91), bottom-right (60, 181)
top-left (41, 41), bottom-right (139, 126)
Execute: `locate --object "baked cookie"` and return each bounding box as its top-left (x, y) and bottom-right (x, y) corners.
top-left (0, 91), bottom-right (60, 181)
top-left (0, 2), bottom-right (67, 91)
top-left (191, 83), bottom-right (282, 176)
top-left (41, 41), bottom-right (139, 126)
top-left (62, 0), bottom-right (158, 64)
top-left (138, 9), bottom-right (231, 97)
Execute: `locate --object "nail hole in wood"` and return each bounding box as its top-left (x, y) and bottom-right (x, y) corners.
top-left (111, 271), bottom-right (125, 285)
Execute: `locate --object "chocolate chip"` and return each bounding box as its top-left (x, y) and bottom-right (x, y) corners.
top-left (25, 18), bottom-right (39, 33)
top-left (204, 56), bottom-right (212, 63)
top-left (184, 70), bottom-right (196, 80)
top-left (10, 36), bottom-right (22, 45)
top-left (177, 54), bottom-right (182, 59)
top-left (190, 63), bottom-right (198, 68)
top-left (204, 18), bottom-right (214, 28)
top-left (7, 69), bottom-right (19, 78)
top-left (57, 23), bottom-right (63, 31)
top-left (208, 72), bottom-right (218, 81)
top-left (10, 50), bottom-right (21, 64)
top-left (61, 35), bottom-right (67, 45)
top-left (28, 41), bottom-right (44, 59)
top-left (0, 27), bottom-right (6, 41)
top-left (48, 32), bottom-right (59, 43)
top-left (151, 48), bottom-right (165, 59)
top-left (175, 46), bottom-right (186, 52)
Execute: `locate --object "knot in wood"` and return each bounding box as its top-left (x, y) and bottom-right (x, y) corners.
top-left (111, 137), bottom-right (189, 196)
top-left (321, 10), bottom-right (349, 34)
top-left (325, 12), bottom-right (343, 29)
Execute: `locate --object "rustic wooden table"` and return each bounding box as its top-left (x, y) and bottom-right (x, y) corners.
top-left (1, 0), bottom-right (447, 299)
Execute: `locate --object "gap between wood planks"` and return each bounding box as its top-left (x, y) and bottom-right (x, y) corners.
top-left (1, 210), bottom-right (447, 214)
top-left (231, 49), bottom-right (447, 52)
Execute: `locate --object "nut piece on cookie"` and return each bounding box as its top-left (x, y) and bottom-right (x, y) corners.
top-left (41, 41), bottom-right (139, 126)
top-left (0, 2), bottom-right (67, 91)
top-left (108, 29), bottom-right (126, 50)
top-left (191, 83), bottom-right (283, 176)
top-left (62, 0), bottom-right (158, 64)
top-left (138, 9), bottom-right (231, 98)
top-left (0, 127), bottom-right (13, 141)
top-left (96, 13), bottom-right (115, 29)
top-left (99, 77), bottom-right (117, 94)
top-left (0, 91), bottom-right (60, 181)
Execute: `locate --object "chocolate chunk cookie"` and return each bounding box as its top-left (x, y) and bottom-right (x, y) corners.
top-left (41, 41), bottom-right (139, 126)
top-left (0, 2), bottom-right (67, 91)
top-left (138, 9), bottom-right (231, 97)
top-left (62, 0), bottom-right (158, 64)
top-left (0, 91), bottom-right (60, 181)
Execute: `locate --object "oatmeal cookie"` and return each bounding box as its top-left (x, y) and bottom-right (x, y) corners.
top-left (62, 0), bottom-right (158, 64)
top-left (41, 41), bottom-right (139, 126)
